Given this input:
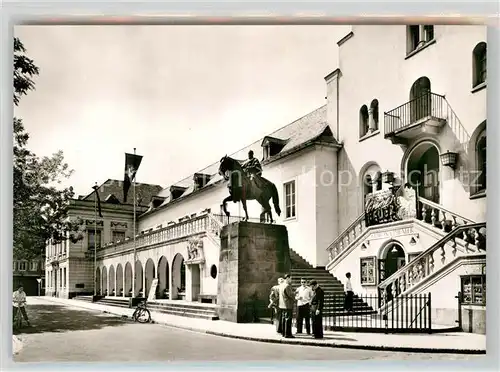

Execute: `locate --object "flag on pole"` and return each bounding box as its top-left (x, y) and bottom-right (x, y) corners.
top-left (123, 152), bottom-right (143, 203)
top-left (92, 184), bottom-right (103, 218)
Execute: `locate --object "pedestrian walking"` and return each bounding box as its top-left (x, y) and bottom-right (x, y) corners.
top-left (278, 274), bottom-right (295, 338)
top-left (344, 272), bottom-right (354, 313)
top-left (309, 280), bottom-right (324, 339)
top-left (268, 277), bottom-right (284, 333)
top-left (295, 278), bottom-right (313, 335)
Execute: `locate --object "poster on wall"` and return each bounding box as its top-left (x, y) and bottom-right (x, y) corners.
top-left (147, 279), bottom-right (158, 302)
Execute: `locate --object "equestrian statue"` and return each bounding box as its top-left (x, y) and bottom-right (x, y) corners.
top-left (219, 150), bottom-right (281, 223)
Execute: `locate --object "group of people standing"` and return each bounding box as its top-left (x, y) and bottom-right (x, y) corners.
top-left (268, 274), bottom-right (324, 339)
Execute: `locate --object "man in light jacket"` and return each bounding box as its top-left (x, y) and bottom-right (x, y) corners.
top-left (295, 278), bottom-right (313, 334)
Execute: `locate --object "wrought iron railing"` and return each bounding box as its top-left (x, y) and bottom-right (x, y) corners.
top-left (270, 292), bottom-right (433, 333)
top-left (384, 92), bottom-right (446, 135)
top-left (322, 293), bottom-right (432, 333)
top-left (384, 92), bottom-right (471, 153)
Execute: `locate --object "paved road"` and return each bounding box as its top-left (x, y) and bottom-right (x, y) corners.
top-left (13, 299), bottom-right (483, 363)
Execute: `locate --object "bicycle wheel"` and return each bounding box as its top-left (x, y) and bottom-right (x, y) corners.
top-left (14, 309), bottom-right (22, 329)
top-left (135, 308), bottom-right (151, 323)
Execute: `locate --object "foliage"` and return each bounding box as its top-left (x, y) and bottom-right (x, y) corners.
top-left (13, 37), bottom-right (75, 260)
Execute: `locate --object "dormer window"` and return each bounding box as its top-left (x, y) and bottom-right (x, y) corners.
top-left (170, 186), bottom-right (187, 200)
top-left (193, 173), bottom-right (212, 190)
top-left (104, 194), bottom-right (121, 204)
top-left (261, 136), bottom-right (287, 161)
top-left (150, 196), bottom-right (166, 208)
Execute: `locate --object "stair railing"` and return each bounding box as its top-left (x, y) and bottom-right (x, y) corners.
top-left (326, 213), bottom-right (366, 261)
top-left (378, 222), bottom-right (486, 305)
top-left (442, 96), bottom-right (471, 154)
top-left (418, 197), bottom-right (475, 231)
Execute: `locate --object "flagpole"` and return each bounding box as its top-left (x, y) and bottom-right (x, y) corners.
top-left (133, 147), bottom-right (137, 298)
top-left (94, 182), bottom-right (97, 297)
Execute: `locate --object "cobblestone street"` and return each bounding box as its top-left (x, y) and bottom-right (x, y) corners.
top-left (13, 299), bottom-right (485, 363)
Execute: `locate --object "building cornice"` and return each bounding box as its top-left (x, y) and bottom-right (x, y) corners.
top-left (68, 199), bottom-right (148, 215)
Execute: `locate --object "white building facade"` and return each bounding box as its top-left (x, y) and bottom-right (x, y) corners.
top-left (45, 24), bottom-right (486, 332)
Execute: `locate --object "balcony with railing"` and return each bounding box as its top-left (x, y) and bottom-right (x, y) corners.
top-left (384, 92), bottom-right (447, 145)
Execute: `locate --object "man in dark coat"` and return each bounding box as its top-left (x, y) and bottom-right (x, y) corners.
top-left (309, 280), bottom-right (324, 339)
top-left (279, 274), bottom-right (295, 338)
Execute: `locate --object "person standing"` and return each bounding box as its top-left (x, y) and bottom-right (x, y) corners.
top-left (309, 280), bottom-right (324, 339)
top-left (295, 278), bottom-right (313, 335)
top-left (344, 272), bottom-right (354, 313)
top-left (12, 284), bottom-right (31, 327)
top-left (268, 277), bottom-right (284, 333)
top-left (278, 274), bottom-right (295, 338)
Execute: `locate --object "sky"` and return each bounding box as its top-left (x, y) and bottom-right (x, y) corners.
top-left (14, 25), bottom-right (349, 198)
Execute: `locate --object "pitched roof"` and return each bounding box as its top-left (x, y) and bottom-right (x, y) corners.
top-left (83, 179), bottom-right (163, 207)
top-left (155, 105), bottom-right (334, 204)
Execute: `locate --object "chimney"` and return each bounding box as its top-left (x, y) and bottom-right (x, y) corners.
top-left (324, 68), bottom-right (341, 141)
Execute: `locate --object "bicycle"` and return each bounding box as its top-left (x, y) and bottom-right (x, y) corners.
top-left (132, 300), bottom-right (151, 323)
top-left (13, 301), bottom-right (26, 330)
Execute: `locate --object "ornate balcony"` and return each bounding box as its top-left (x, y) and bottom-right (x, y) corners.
top-left (384, 92), bottom-right (447, 145)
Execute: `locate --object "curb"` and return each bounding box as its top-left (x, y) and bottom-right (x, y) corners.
top-left (42, 298), bottom-right (487, 355)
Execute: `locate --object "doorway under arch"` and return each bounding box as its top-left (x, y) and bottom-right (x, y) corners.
top-left (158, 256), bottom-right (169, 299)
top-left (101, 266), bottom-right (108, 295)
top-left (378, 241), bottom-right (406, 303)
top-left (406, 141), bottom-right (440, 204)
top-left (95, 267), bottom-right (101, 295)
top-left (144, 258), bottom-right (156, 298)
top-left (124, 262), bottom-right (132, 297)
top-left (116, 263), bottom-right (123, 296)
top-left (172, 253), bottom-right (186, 300)
top-left (109, 265), bottom-right (116, 295)
top-left (410, 77), bottom-right (431, 122)
top-left (134, 260), bottom-right (143, 297)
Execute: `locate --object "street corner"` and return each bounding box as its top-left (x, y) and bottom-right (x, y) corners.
top-left (13, 335), bottom-right (23, 355)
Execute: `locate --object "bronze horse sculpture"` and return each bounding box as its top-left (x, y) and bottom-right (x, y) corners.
top-left (218, 155), bottom-right (281, 223)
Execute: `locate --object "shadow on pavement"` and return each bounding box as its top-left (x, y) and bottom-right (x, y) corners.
top-left (13, 304), bottom-right (128, 336)
top-left (293, 334), bottom-right (358, 341)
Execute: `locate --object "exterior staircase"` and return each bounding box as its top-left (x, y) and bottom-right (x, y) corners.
top-left (290, 249), bottom-right (376, 316)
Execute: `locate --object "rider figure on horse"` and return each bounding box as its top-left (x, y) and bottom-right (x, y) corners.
top-left (242, 150), bottom-right (264, 190)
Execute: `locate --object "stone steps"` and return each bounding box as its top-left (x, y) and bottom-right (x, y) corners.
top-left (147, 302), bottom-right (219, 320)
top-left (288, 251), bottom-right (376, 315)
top-left (72, 295), bottom-right (219, 320)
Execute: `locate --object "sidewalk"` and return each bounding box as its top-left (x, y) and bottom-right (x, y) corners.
top-left (12, 335), bottom-right (23, 355)
top-left (34, 296), bottom-right (486, 354)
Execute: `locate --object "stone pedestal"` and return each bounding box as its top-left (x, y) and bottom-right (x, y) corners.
top-left (216, 222), bottom-right (291, 323)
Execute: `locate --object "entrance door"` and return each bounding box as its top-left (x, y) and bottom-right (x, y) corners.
top-left (54, 270), bottom-right (57, 296)
top-left (379, 244), bottom-right (406, 304)
top-left (191, 265), bottom-right (201, 301)
top-left (410, 77), bottom-right (431, 123)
